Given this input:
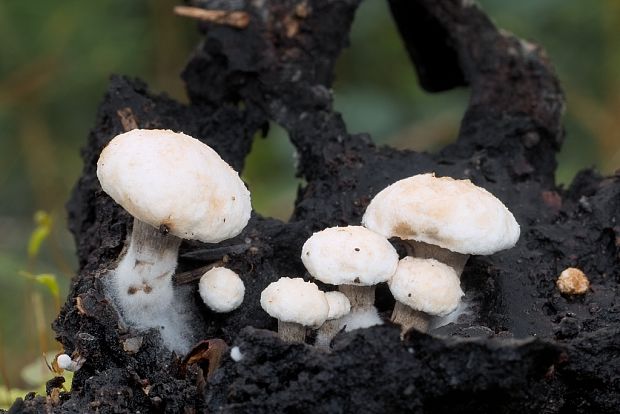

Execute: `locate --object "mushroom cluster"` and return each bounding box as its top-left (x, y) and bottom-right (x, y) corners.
top-left (263, 173), bottom-right (520, 345)
top-left (362, 173), bottom-right (520, 335)
top-left (97, 130), bottom-right (520, 353)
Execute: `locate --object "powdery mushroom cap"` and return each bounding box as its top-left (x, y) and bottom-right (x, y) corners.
top-left (362, 173), bottom-right (520, 255)
top-left (97, 129), bottom-right (251, 243)
top-left (389, 257), bottom-right (463, 316)
top-left (301, 226), bottom-right (399, 286)
top-left (199, 267), bottom-right (245, 312)
top-left (260, 277), bottom-right (329, 327)
top-left (556, 267), bottom-right (589, 295)
top-left (325, 291), bottom-right (351, 320)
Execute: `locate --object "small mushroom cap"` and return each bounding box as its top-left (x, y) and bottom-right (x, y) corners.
top-left (557, 267), bottom-right (589, 295)
top-left (199, 267), bottom-right (245, 313)
top-left (325, 291), bottom-right (351, 320)
top-left (97, 129), bottom-right (251, 243)
top-left (56, 354), bottom-right (73, 370)
top-left (362, 173), bottom-right (520, 255)
top-left (260, 277), bottom-right (329, 327)
top-left (389, 257), bottom-right (463, 316)
top-left (301, 226), bottom-right (399, 286)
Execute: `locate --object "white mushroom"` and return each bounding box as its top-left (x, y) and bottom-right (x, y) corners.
top-left (315, 291), bottom-right (351, 349)
top-left (56, 354), bottom-right (85, 372)
top-left (301, 226), bottom-right (398, 309)
top-left (389, 257), bottom-right (463, 334)
top-left (260, 277), bottom-right (329, 343)
top-left (199, 267), bottom-right (245, 313)
top-left (97, 129), bottom-right (251, 351)
top-left (362, 173), bottom-right (520, 276)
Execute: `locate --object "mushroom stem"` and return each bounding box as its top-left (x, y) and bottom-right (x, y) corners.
top-left (277, 320), bottom-right (307, 343)
top-left (315, 320), bottom-right (342, 349)
top-left (407, 240), bottom-right (469, 276)
top-left (338, 285), bottom-right (375, 308)
top-left (391, 301), bottom-right (430, 334)
top-left (113, 218), bottom-right (182, 322)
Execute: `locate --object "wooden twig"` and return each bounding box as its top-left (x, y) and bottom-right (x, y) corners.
top-left (173, 6), bottom-right (250, 29)
top-left (173, 262), bottom-right (223, 285)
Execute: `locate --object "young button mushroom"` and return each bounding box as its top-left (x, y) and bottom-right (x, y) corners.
top-left (315, 291), bottom-right (351, 349)
top-left (301, 226), bottom-right (398, 309)
top-left (362, 173), bottom-right (520, 277)
top-left (97, 129), bottom-right (251, 351)
top-left (260, 277), bottom-right (329, 343)
top-left (389, 257), bottom-right (463, 334)
top-left (199, 267), bottom-right (245, 313)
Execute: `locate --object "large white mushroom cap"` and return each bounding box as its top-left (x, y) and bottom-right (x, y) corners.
top-left (325, 291), bottom-right (351, 320)
top-left (97, 129), bottom-right (251, 243)
top-left (362, 173), bottom-right (520, 255)
top-left (260, 277), bottom-right (329, 327)
top-left (301, 226), bottom-right (399, 286)
top-left (199, 267), bottom-right (245, 313)
top-left (389, 257), bottom-right (463, 316)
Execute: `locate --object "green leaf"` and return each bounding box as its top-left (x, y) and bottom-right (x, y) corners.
top-left (33, 274), bottom-right (59, 299)
top-left (27, 211), bottom-right (53, 259)
top-left (18, 271), bottom-right (60, 301)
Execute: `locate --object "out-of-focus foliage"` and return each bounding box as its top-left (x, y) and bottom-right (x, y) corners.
top-left (0, 0), bottom-right (618, 393)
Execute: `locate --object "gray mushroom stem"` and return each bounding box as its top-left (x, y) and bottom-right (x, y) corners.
top-left (114, 218), bottom-right (181, 311)
top-left (278, 320), bottom-right (307, 343)
top-left (315, 320), bottom-right (342, 349)
top-left (391, 301), bottom-right (430, 334)
top-left (338, 285), bottom-right (375, 308)
top-left (406, 240), bottom-right (469, 277)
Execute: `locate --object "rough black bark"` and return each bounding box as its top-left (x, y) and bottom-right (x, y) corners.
top-left (9, 0), bottom-right (619, 413)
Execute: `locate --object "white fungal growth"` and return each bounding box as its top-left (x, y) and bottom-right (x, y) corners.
top-left (230, 346), bottom-right (244, 362)
top-left (339, 306), bottom-right (383, 332)
top-left (431, 300), bottom-right (472, 330)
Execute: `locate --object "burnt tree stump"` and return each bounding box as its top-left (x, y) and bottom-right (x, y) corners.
top-left (10, 0), bottom-right (619, 413)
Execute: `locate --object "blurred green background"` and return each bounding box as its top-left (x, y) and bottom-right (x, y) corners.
top-left (0, 0), bottom-right (618, 402)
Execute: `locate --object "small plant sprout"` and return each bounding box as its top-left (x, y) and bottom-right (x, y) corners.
top-left (97, 129), bottom-right (251, 352)
top-left (315, 291), bottom-right (351, 349)
top-left (557, 267), bottom-right (589, 295)
top-left (389, 257), bottom-right (463, 335)
top-left (198, 267), bottom-right (245, 313)
top-left (260, 277), bottom-right (329, 343)
top-left (301, 226), bottom-right (398, 309)
top-left (362, 173), bottom-right (520, 277)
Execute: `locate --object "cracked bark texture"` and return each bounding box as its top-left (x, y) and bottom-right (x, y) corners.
top-left (9, 0), bottom-right (619, 413)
